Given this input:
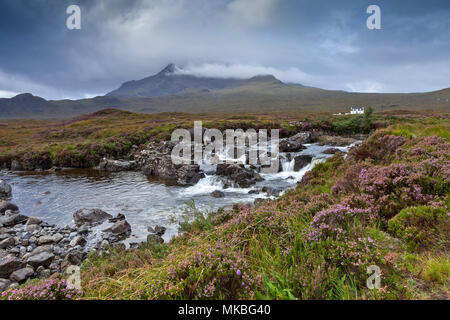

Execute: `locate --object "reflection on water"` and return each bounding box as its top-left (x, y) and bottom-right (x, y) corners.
top-left (0, 143), bottom-right (352, 243)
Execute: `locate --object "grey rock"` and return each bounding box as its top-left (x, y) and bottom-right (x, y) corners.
top-left (25, 217), bottom-right (42, 226)
top-left (73, 208), bottom-right (112, 226)
top-left (0, 278), bottom-right (11, 292)
top-left (64, 250), bottom-right (84, 266)
top-left (70, 236), bottom-right (86, 247)
top-left (37, 235), bottom-right (54, 245)
top-left (211, 190), bottom-right (225, 198)
top-left (111, 220), bottom-right (131, 236)
top-left (293, 155), bottom-right (313, 171)
top-left (0, 213), bottom-right (28, 227)
top-left (0, 237), bottom-right (15, 249)
top-left (0, 201), bottom-right (19, 214)
top-left (26, 252), bottom-right (55, 268)
top-left (9, 267), bottom-right (34, 283)
top-left (0, 254), bottom-right (24, 278)
top-left (0, 180), bottom-right (12, 199)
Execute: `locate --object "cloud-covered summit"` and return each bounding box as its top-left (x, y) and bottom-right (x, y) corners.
top-left (0, 0), bottom-right (449, 99)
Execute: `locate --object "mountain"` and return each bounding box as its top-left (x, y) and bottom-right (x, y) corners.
top-left (0, 93), bottom-right (58, 117)
top-left (106, 63), bottom-right (282, 98)
top-left (0, 64), bottom-right (449, 118)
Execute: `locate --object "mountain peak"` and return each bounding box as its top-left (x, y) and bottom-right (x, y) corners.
top-left (158, 63), bottom-right (178, 75)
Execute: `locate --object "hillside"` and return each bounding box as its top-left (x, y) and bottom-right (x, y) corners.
top-left (0, 64), bottom-right (449, 119)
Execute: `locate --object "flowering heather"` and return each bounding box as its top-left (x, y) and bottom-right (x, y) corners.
top-left (1, 278), bottom-right (82, 300)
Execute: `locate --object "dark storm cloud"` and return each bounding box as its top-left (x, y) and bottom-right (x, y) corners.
top-left (0, 0), bottom-right (449, 99)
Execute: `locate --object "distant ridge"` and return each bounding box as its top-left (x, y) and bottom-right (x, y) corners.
top-left (0, 64), bottom-right (449, 118)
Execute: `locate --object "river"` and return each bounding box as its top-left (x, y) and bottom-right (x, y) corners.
top-left (0, 143), bottom-right (352, 245)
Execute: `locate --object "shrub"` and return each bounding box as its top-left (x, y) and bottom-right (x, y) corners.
top-left (1, 278), bottom-right (82, 300)
top-left (388, 206), bottom-right (450, 252)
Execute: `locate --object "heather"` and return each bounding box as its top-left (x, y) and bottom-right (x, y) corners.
top-left (1, 277), bottom-right (82, 300)
top-left (3, 114), bottom-right (449, 300)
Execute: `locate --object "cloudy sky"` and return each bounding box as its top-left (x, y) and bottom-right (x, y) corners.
top-left (0, 0), bottom-right (449, 99)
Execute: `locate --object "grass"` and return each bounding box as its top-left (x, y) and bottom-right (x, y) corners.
top-left (1, 110), bottom-right (449, 300)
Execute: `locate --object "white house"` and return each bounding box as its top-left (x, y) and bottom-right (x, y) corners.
top-left (349, 107), bottom-right (365, 115)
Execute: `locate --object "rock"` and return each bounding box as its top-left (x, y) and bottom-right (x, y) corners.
top-left (63, 250), bottom-right (84, 266)
top-left (26, 252), bottom-right (55, 268)
top-left (77, 224), bottom-right (89, 235)
top-left (216, 164), bottom-right (261, 188)
top-left (0, 254), bottom-right (24, 278)
top-left (147, 234), bottom-right (164, 244)
top-left (0, 278), bottom-right (11, 292)
top-left (279, 139), bottom-right (306, 152)
top-left (293, 155), bottom-right (313, 171)
top-left (110, 220), bottom-right (131, 236)
top-left (322, 148), bottom-right (341, 154)
top-left (143, 155), bottom-right (205, 185)
top-left (53, 233), bottom-right (64, 243)
top-left (70, 236), bottom-right (86, 247)
top-left (0, 214), bottom-right (28, 227)
top-left (24, 224), bottom-right (40, 232)
top-left (23, 245), bottom-right (53, 260)
top-left (25, 217), bottom-right (42, 226)
top-left (9, 267), bottom-right (34, 283)
top-left (99, 159), bottom-right (136, 172)
top-left (38, 235), bottom-right (55, 245)
top-left (0, 180), bottom-right (12, 199)
top-left (0, 201), bottom-right (19, 214)
top-left (211, 190), bottom-right (225, 198)
top-left (289, 131), bottom-right (314, 144)
top-left (73, 208), bottom-right (112, 226)
top-left (108, 213), bottom-right (125, 223)
top-left (148, 225), bottom-right (166, 237)
top-left (262, 186), bottom-right (283, 196)
top-left (0, 237), bottom-right (15, 249)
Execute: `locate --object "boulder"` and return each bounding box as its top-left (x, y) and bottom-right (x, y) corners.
top-left (148, 225), bottom-right (166, 237)
top-left (73, 208), bottom-right (112, 226)
top-left (293, 155), bottom-right (313, 171)
top-left (211, 190), bottom-right (225, 198)
top-left (0, 237), bottom-right (15, 249)
top-left (143, 155), bottom-right (204, 185)
top-left (0, 180), bottom-right (12, 199)
top-left (0, 278), bottom-right (11, 292)
top-left (9, 267), bottom-right (34, 283)
top-left (322, 148), bottom-right (341, 154)
top-left (216, 164), bottom-right (262, 188)
top-left (0, 254), bottom-right (24, 278)
top-left (26, 252), bottom-right (54, 268)
top-left (279, 139), bottom-right (306, 152)
top-left (108, 213), bottom-right (125, 223)
top-left (0, 213), bottom-right (28, 227)
top-left (70, 236), bottom-right (86, 247)
top-left (289, 131), bottom-right (314, 144)
top-left (63, 250), bottom-right (84, 266)
top-left (99, 159), bottom-right (136, 172)
top-left (110, 220), bottom-right (131, 236)
top-left (37, 235), bottom-right (54, 245)
top-left (0, 201), bottom-right (19, 214)
top-left (25, 217), bottom-right (42, 226)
